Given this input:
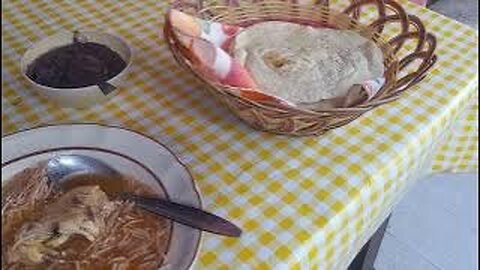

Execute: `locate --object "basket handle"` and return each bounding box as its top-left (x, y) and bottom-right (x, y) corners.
top-left (379, 33), bottom-right (437, 99)
top-left (343, 0), bottom-right (386, 25)
top-left (342, 1), bottom-right (437, 100)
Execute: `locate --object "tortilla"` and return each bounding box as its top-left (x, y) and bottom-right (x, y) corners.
top-left (233, 21), bottom-right (384, 104)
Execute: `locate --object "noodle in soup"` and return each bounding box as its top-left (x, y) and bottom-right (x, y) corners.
top-left (2, 162), bottom-right (171, 270)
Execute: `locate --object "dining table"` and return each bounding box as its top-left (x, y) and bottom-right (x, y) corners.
top-left (1, 0), bottom-right (478, 269)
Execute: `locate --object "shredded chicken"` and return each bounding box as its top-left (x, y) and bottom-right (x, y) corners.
top-left (9, 186), bottom-right (115, 264)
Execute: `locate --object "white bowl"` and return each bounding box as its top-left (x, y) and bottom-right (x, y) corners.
top-left (2, 124), bottom-right (202, 269)
top-left (21, 31), bottom-right (132, 108)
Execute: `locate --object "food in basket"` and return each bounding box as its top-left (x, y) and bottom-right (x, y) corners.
top-left (2, 163), bottom-right (171, 269)
top-left (26, 41), bottom-right (126, 89)
top-left (167, 10), bottom-right (386, 109)
top-left (233, 21), bottom-right (385, 105)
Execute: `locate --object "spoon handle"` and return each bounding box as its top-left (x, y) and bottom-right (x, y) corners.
top-left (120, 193), bottom-right (242, 237)
top-left (98, 81), bottom-right (116, 95)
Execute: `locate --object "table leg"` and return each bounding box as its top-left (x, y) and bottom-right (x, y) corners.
top-left (347, 214), bottom-right (391, 270)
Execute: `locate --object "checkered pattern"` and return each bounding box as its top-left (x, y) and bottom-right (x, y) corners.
top-left (2, 1), bottom-right (477, 269)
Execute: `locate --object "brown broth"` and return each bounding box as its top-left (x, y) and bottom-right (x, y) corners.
top-left (2, 164), bottom-right (171, 270)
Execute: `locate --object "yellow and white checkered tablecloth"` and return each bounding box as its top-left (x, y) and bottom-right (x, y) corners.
top-left (2, 0), bottom-right (478, 269)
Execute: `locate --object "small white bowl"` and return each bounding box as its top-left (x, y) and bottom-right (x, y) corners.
top-left (21, 31), bottom-right (132, 108)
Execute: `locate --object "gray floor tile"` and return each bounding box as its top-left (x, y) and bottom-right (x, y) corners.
top-left (377, 173), bottom-right (478, 270)
top-left (429, 0), bottom-right (478, 29)
top-left (375, 233), bottom-right (441, 270)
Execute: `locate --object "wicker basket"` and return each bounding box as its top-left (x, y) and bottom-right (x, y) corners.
top-left (164, 0), bottom-right (437, 136)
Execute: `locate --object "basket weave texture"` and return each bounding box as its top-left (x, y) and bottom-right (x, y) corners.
top-left (165, 0), bottom-right (437, 136)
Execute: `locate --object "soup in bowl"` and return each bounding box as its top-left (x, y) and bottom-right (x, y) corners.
top-left (2, 162), bottom-right (171, 269)
top-left (2, 124), bottom-right (202, 270)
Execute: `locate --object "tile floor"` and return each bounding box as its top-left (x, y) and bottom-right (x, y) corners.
top-left (428, 0), bottom-right (478, 29)
top-left (374, 173), bottom-right (478, 270)
top-left (373, 1), bottom-right (478, 269)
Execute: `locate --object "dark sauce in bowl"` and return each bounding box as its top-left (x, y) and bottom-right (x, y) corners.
top-left (26, 42), bottom-right (127, 88)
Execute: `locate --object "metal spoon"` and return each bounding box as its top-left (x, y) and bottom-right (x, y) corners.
top-left (46, 154), bottom-right (242, 237)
